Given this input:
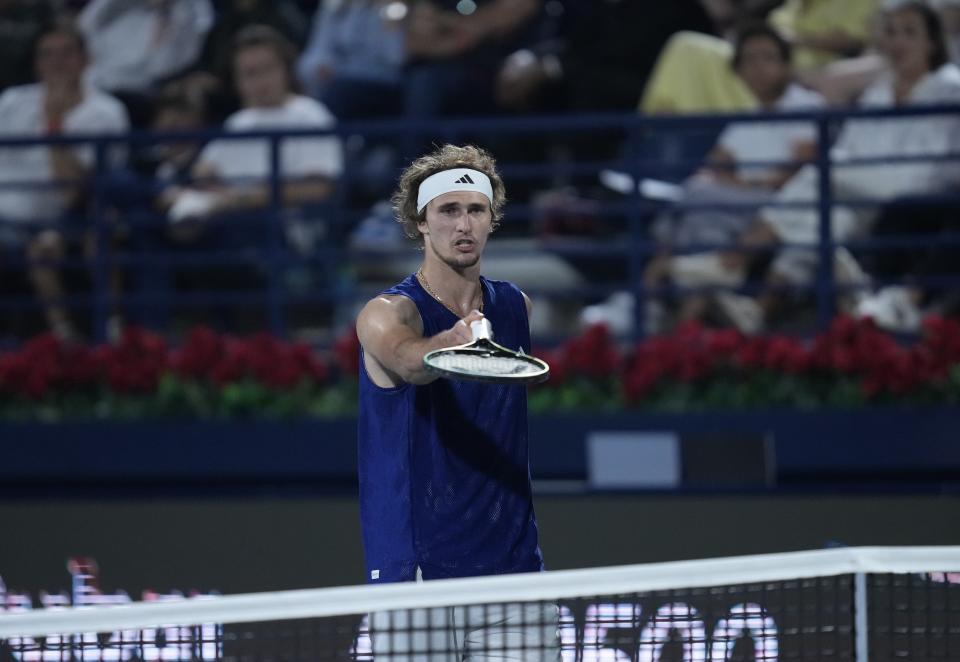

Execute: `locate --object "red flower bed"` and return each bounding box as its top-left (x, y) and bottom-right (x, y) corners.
top-left (0, 326), bottom-right (357, 420)
top-left (1, 317), bottom-right (959, 420)
top-left (531, 315), bottom-right (960, 412)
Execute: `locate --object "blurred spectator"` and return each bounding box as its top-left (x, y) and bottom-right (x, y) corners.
top-left (855, 196), bottom-right (960, 333)
top-left (673, 1), bottom-right (960, 334)
top-left (640, 0), bottom-right (784, 114)
top-left (296, 0), bottom-right (405, 120)
top-left (688, 24), bottom-right (824, 190)
top-left (402, 0), bottom-right (541, 120)
top-left (583, 23), bottom-right (825, 334)
top-left (187, 0), bottom-right (309, 121)
top-left (490, 0), bottom-right (716, 182)
top-left (141, 94), bottom-right (207, 189)
top-left (0, 21), bottom-right (129, 340)
top-left (770, 0), bottom-right (881, 72)
top-left (164, 24), bottom-right (342, 239)
top-left (0, 0), bottom-right (55, 94)
top-left (111, 92), bottom-right (207, 330)
top-left (652, 23), bottom-right (824, 329)
top-left (495, 0), bottom-right (715, 114)
top-left (800, 0), bottom-right (960, 106)
top-left (160, 24), bottom-right (343, 330)
top-left (779, 0), bottom-right (888, 106)
top-left (76, 0), bottom-right (214, 127)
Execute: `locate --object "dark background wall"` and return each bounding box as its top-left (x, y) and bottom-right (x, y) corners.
top-left (3, 494), bottom-right (959, 600)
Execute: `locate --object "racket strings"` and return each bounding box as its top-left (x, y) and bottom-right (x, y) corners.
top-left (431, 352), bottom-right (542, 376)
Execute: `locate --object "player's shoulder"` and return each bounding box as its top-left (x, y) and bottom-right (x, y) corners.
top-left (357, 292), bottom-right (421, 338)
top-left (360, 292), bottom-right (417, 317)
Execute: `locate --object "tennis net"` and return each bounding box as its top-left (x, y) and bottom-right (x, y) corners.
top-left (0, 546), bottom-right (957, 661)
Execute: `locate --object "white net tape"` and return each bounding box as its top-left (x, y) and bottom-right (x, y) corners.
top-left (2, 547), bottom-right (960, 662)
top-left (2, 547), bottom-right (958, 639)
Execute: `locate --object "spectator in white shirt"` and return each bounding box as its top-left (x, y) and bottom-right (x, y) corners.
top-left (164, 24), bottom-right (343, 239)
top-left (676, 1), bottom-right (960, 333)
top-left (0, 21), bottom-right (129, 340)
top-left (77, 0), bottom-right (214, 97)
top-left (621, 24), bottom-right (825, 333)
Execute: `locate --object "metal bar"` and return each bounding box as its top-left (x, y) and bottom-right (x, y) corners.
top-left (815, 115), bottom-right (835, 331)
top-left (854, 572), bottom-right (870, 662)
top-left (90, 140), bottom-right (110, 343)
top-left (266, 134), bottom-right (286, 338)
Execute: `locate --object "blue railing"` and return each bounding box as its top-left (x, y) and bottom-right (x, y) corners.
top-left (2, 103), bottom-right (959, 344)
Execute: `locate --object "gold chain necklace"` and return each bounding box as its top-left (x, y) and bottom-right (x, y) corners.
top-left (416, 268), bottom-right (484, 316)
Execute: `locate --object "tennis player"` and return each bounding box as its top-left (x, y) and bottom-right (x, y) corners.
top-left (355, 144), bottom-right (559, 660)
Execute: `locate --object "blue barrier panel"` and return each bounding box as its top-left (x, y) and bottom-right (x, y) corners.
top-left (3, 409), bottom-right (960, 493)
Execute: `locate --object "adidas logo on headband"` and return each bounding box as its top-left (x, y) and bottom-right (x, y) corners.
top-left (417, 168), bottom-right (493, 212)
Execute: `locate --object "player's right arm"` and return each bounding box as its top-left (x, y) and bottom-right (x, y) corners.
top-left (356, 295), bottom-right (484, 387)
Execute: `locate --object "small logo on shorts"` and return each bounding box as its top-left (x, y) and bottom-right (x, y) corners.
top-left (371, 569), bottom-right (380, 580)
top-left (454, 174), bottom-right (475, 184)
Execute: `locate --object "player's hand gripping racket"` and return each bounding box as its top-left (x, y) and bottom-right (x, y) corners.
top-left (423, 318), bottom-right (550, 384)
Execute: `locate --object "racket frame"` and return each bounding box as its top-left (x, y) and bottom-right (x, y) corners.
top-left (423, 321), bottom-right (550, 384)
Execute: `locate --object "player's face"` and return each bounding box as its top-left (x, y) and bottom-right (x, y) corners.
top-left (418, 191), bottom-right (492, 271)
top-left (234, 45), bottom-right (290, 108)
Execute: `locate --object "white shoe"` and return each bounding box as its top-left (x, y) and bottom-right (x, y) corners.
top-left (668, 252), bottom-right (745, 288)
top-left (714, 291), bottom-right (764, 334)
top-left (856, 286), bottom-right (922, 334)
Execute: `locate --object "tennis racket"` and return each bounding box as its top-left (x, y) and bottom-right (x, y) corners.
top-left (423, 319), bottom-right (550, 384)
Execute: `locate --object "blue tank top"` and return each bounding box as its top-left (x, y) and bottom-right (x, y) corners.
top-left (357, 274), bottom-right (544, 583)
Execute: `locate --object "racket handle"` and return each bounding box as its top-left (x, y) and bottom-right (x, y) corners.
top-left (470, 318), bottom-right (493, 341)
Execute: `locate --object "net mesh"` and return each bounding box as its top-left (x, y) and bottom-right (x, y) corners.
top-left (1, 548), bottom-right (958, 662)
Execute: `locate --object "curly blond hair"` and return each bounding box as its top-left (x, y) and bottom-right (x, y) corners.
top-left (392, 144), bottom-right (506, 247)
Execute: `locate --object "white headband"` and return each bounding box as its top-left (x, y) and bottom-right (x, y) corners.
top-left (416, 168), bottom-right (493, 213)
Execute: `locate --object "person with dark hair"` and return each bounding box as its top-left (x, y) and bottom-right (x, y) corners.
top-left (164, 24), bottom-right (342, 226)
top-left (639, 0), bottom-right (786, 114)
top-left (703, 23), bottom-right (823, 191)
top-left (198, 0), bottom-right (309, 80)
top-left (355, 143), bottom-right (559, 659)
top-left (158, 24), bottom-right (342, 327)
top-left (0, 21), bottom-right (129, 340)
top-left (671, 1), bottom-right (960, 334)
top-left (587, 22), bottom-right (825, 335)
top-left (179, 0), bottom-right (309, 122)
